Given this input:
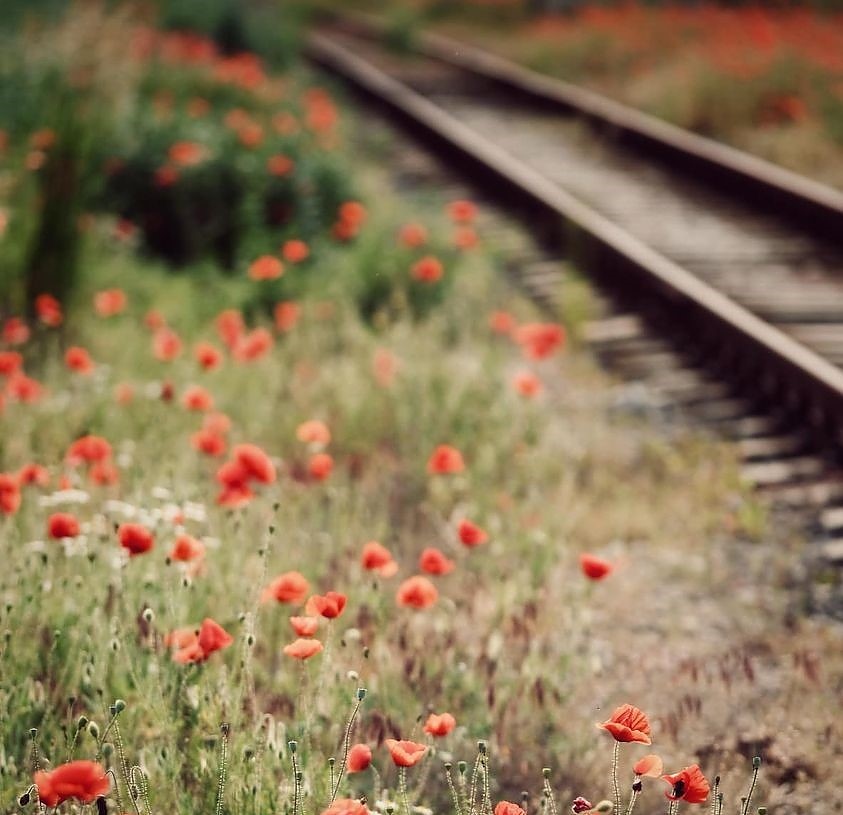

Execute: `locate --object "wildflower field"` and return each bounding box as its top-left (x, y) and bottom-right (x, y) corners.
top-left (1, 4), bottom-right (842, 815)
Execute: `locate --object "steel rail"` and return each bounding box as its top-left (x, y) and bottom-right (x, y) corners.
top-left (306, 30), bottom-right (843, 453)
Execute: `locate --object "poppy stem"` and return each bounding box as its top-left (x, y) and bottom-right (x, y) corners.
top-left (329, 689), bottom-right (365, 803)
top-left (112, 716), bottom-right (142, 815)
top-left (106, 768), bottom-right (125, 814)
top-left (445, 763), bottom-right (463, 815)
top-left (215, 724), bottom-right (230, 815)
top-left (624, 789), bottom-right (639, 815)
top-left (611, 741), bottom-right (621, 815)
top-left (709, 777), bottom-right (720, 815)
top-left (468, 747), bottom-right (483, 815)
top-left (290, 741), bottom-right (301, 815)
top-left (130, 766), bottom-right (152, 815)
top-left (542, 769), bottom-right (558, 815)
top-left (399, 766), bottom-right (412, 815)
top-left (740, 758), bottom-right (761, 815)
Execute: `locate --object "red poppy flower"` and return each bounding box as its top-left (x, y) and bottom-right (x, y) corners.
top-left (515, 323), bottom-right (565, 360)
top-left (634, 754), bottom-right (663, 778)
top-left (197, 617), bottom-right (233, 656)
top-left (233, 328), bottom-right (273, 362)
top-left (216, 309), bottom-right (244, 349)
top-left (297, 419), bottom-right (331, 446)
top-left (419, 547), bottom-right (455, 575)
top-left (5, 372), bottom-right (43, 403)
top-left (233, 443), bottom-right (276, 484)
top-left (454, 226), bottom-right (479, 250)
top-left (274, 301), bottom-right (300, 332)
top-left (169, 534), bottom-right (205, 562)
top-left (168, 140), bottom-right (207, 167)
top-left (306, 591), bottom-right (347, 619)
top-left (118, 523), bottom-right (154, 556)
top-left (338, 201), bottom-right (366, 227)
top-left (64, 347), bottom-right (94, 374)
top-left (282, 239), bottom-right (309, 263)
top-left (447, 199), bottom-right (477, 223)
top-left (66, 435), bottom-right (112, 466)
top-left (144, 310), bottom-right (165, 331)
top-left (361, 541), bottom-right (399, 577)
top-left (423, 712), bottom-right (456, 737)
top-left (457, 519), bottom-right (488, 547)
top-left (513, 371), bottom-right (542, 398)
top-left (2, 317), bottom-right (30, 345)
top-left (192, 428), bottom-right (226, 457)
top-left (396, 576), bottom-right (438, 609)
top-left (34, 760), bottom-right (109, 807)
top-left (427, 445), bottom-right (465, 475)
top-left (35, 294), bottom-right (62, 327)
top-left (93, 288), bottom-right (127, 317)
top-left (662, 765), bottom-right (710, 804)
top-left (0, 473), bottom-right (21, 515)
top-left (216, 459), bottom-right (250, 491)
top-left (494, 804), bottom-right (526, 815)
top-left (194, 342), bottom-right (223, 371)
top-left (283, 637), bottom-right (324, 660)
top-left (203, 412), bottom-right (232, 435)
top-left (398, 222), bottom-right (428, 248)
top-left (321, 799), bottom-right (369, 815)
top-left (248, 255), bottom-right (284, 281)
top-left (411, 256), bottom-right (444, 283)
top-left (89, 459), bottom-right (119, 486)
top-left (262, 571), bottom-right (310, 604)
top-left (154, 165), bottom-right (178, 187)
top-left (267, 154), bottom-right (294, 176)
top-left (308, 452), bottom-right (334, 481)
top-left (153, 328), bottom-right (183, 361)
top-left (290, 615), bottom-right (319, 637)
top-left (373, 348), bottom-right (399, 388)
top-left (580, 553), bottom-right (613, 581)
top-left (18, 463), bottom-right (49, 487)
top-left (48, 512), bottom-right (80, 539)
top-left (181, 385), bottom-right (214, 412)
top-left (114, 383), bottom-right (134, 405)
top-left (347, 743), bottom-right (373, 773)
top-left (0, 351), bottom-right (23, 376)
top-left (385, 739), bottom-right (428, 768)
top-left (597, 704), bottom-right (651, 744)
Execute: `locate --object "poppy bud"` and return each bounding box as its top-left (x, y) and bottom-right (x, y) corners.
top-left (752, 756), bottom-right (761, 769)
top-left (88, 721), bottom-right (99, 739)
top-left (288, 740), bottom-right (297, 754)
top-left (593, 802), bottom-right (613, 813)
top-left (77, 716), bottom-right (89, 730)
top-left (631, 780), bottom-right (642, 793)
top-left (542, 768), bottom-right (551, 779)
top-left (19, 791), bottom-right (31, 806)
top-left (357, 688), bottom-right (367, 701)
top-left (102, 743), bottom-right (113, 757)
top-left (458, 761), bottom-right (467, 775)
top-left (142, 608), bottom-right (154, 623)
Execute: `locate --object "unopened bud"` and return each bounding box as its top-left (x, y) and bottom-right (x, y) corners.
top-left (357, 688), bottom-right (367, 701)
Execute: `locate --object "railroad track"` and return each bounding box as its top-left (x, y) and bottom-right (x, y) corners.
top-left (305, 13), bottom-right (843, 594)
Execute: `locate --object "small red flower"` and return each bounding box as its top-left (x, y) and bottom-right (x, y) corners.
top-left (513, 371), bottom-right (542, 398)
top-left (385, 739), bottom-right (428, 768)
top-left (66, 435), bottom-right (112, 466)
top-left (419, 547), bottom-right (455, 575)
top-left (248, 255), bottom-right (284, 281)
top-left (662, 765), bottom-right (710, 804)
top-left (373, 348), bottom-right (399, 388)
top-left (153, 327), bottom-right (183, 361)
top-left (197, 617), bottom-right (233, 656)
top-left (457, 519), bottom-right (488, 547)
top-left (427, 444), bottom-right (465, 475)
top-left (297, 419), bottom-right (331, 446)
top-left (262, 571), bottom-right (310, 604)
top-left (633, 754), bottom-right (663, 778)
top-left (396, 576), bottom-right (438, 609)
top-left (411, 255), bottom-right (443, 283)
top-left (347, 743), bottom-right (373, 773)
top-left (290, 616), bottom-right (319, 637)
top-left (283, 637), bottom-right (324, 660)
top-left (515, 323), bottom-right (565, 360)
top-left (267, 154), bottom-right (294, 176)
top-left (48, 512), bottom-right (80, 539)
top-left (34, 760), bottom-right (109, 807)
top-left (580, 553), bottom-right (613, 581)
top-left (447, 199), bottom-right (477, 223)
top-left (494, 803), bottom-right (526, 815)
top-left (490, 308), bottom-right (516, 336)
top-left (597, 704), bottom-right (651, 744)
top-left (192, 428), bottom-right (227, 457)
top-left (18, 463), bottom-right (50, 487)
top-left (65, 347), bottom-right (94, 374)
top-left (423, 712), bottom-right (456, 737)
top-left (194, 342), bottom-right (223, 371)
top-left (0, 351), bottom-right (23, 376)
top-left (398, 222), bottom-right (428, 248)
top-left (274, 301), bottom-right (300, 332)
top-left (118, 523), bottom-right (154, 556)
top-left (361, 541), bottom-right (399, 577)
top-left (93, 288), bottom-right (127, 317)
top-left (233, 443), bottom-right (276, 484)
top-left (35, 294), bottom-right (63, 327)
top-left (216, 309), bottom-right (244, 349)
top-left (321, 799), bottom-right (369, 815)
top-left (305, 591), bottom-right (347, 619)
top-left (3, 317), bottom-right (30, 345)
top-left (181, 385), bottom-right (214, 412)
top-left (282, 239), bottom-right (309, 263)
top-left (169, 534), bottom-right (205, 562)
top-left (308, 452), bottom-right (334, 481)
top-left (233, 328), bottom-right (273, 362)
top-left (0, 473), bottom-right (20, 515)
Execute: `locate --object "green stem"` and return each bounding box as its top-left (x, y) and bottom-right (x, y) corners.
top-left (399, 767), bottom-right (412, 815)
top-left (611, 742), bottom-right (621, 815)
top-left (330, 692), bottom-right (364, 802)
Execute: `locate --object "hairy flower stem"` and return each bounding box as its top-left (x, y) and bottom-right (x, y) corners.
top-left (542, 774), bottom-right (558, 815)
top-left (741, 760), bottom-right (761, 815)
top-left (130, 766), bottom-right (153, 815)
top-left (112, 719), bottom-right (142, 815)
top-left (215, 724), bottom-right (230, 815)
top-left (290, 743), bottom-right (302, 815)
top-left (106, 768), bottom-right (125, 813)
top-left (330, 691), bottom-right (365, 802)
top-left (611, 742), bottom-right (621, 815)
top-left (468, 751), bottom-right (483, 815)
top-left (399, 767), bottom-right (412, 815)
top-left (446, 766), bottom-right (464, 815)
top-left (481, 758), bottom-right (492, 815)
top-left (666, 802), bottom-right (678, 815)
top-left (709, 777), bottom-right (720, 815)
top-left (625, 790), bottom-right (640, 815)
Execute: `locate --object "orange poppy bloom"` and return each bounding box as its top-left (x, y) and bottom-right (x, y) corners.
top-left (457, 519), bottom-right (488, 547)
top-left (282, 239), bottom-right (309, 263)
top-left (118, 523), bottom-right (154, 556)
top-left (0, 473), bottom-right (20, 515)
top-left (347, 743), bottom-right (372, 773)
top-left (513, 371), bottom-right (542, 398)
top-left (283, 637), bottom-right (324, 660)
top-left (47, 512), bottom-right (80, 539)
top-left (233, 443), bottom-right (276, 484)
top-left (419, 547), bottom-right (455, 575)
top-left (18, 463), bottom-right (49, 487)
top-left (297, 419), bottom-right (331, 446)
top-left (427, 445), bottom-right (465, 475)
top-left (66, 435), bottom-right (112, 466)
top-left (2, 317), bottom-right (30, 345)
top-left (267, 154), bottom-right (294, 176)
top-left (597, 704), bottom-right (651, 744)
top-left (305, 591), bottom-right (347, 619)
top-left (6, 372), bottom-right (43, 403)
top-left (396, 576), bottom-right (438, 609)
top-left (290, 616), bottom-right (319, 637)
top-left (169, 534), bottom-right (205, 562)
top-left (168, 140), bottom-right (207, 167)
top-left (580, 553), bottom-right (613, 580)
top-left (262, 571), bottom-right (310, 604)
top-left (153, 328), bottom-right (183, 361)
top-left (64, 347), bottom-right (94, 374)
top-left (308, 452), bottom-right (334, 481)
top-left (398, 222), bottom-right (428, 248)
top-left (216, 309), bottom-right (244, 349)
top-left (662, 765), bottom-right (710, 804)
top-left (203, 412), bottom-right (232, 435)
top-left (89, 459), bottom-right (119, 486)
top-left (633, 754), bottom-right (663, 778)
top-left (35, 294), bottom-right (63, 327)
top-left (216, 459), bottom-right (249, 491)
top-left (338, 201), bottom-right (366, 227)
top-left (194, 342), bottom-right (223, 371)
top-left (411, 255), bottom-right (444, 283)
top-left (34, 761), bottom-right (109, 807)
top-left (174, 618), bottom-right (233, 664)
top-left (447, 199), bottom-right (477, 223)
top-left (494, 804), bottom-right (526, 815)
top-left (385, 739), bottom-right (428, 768)
top-left (233, 328), bottom-right (273, 362)
top-left (192, 428), bottom-right (226, 457)
top-left (321, 799), bottom-right (369, 815)
top-left (248, 255), bottom-right (284, 281)
top-left (515, 323), bottom-right (566, 360)
top-left (93, 288), bottom-right (127, 317)
top-left (181, 385), bottom-right (214, 412)
top-left (274, 301), bottom-right (300, 332)
top-left (361, 541), bottom-right (399, 577)
top-left (423, 712), bottom-right (456, 737)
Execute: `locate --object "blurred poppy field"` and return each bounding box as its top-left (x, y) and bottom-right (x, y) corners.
top-left (0, 3), bottom-right (842, 815)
